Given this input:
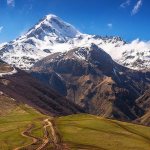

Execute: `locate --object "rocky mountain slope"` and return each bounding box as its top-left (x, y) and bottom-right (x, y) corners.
top-left (0, 14), bottom-right (149, 70)
top-left (31, 44), bottom-right (150, 123)
top-left (135, 89), bottom-right (150, 126)
top-left (0, 60), bottom-right (84, 116)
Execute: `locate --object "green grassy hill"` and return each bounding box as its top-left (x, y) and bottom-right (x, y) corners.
top-left (0, 94), bottom-right (48, 150)
top-left (0, 94), bottom-right (150, 150)
top-left (56, 114), bottom-right (150, 150)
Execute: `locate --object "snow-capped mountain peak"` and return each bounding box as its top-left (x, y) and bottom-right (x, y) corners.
top-left (21, 14), bottom-right (81, 41)
top-left (0, 14), bottom-right (149, 70)
top-left (0, 14), bottom-right (83, 69)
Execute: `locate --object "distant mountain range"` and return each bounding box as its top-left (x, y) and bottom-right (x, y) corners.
top-left (0, 14), bottom-right (149, 70)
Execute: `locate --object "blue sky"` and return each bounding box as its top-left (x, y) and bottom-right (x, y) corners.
top-left (0, 0), bottom-right (149, 43)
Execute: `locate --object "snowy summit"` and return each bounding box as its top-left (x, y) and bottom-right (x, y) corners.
top-left (0, 14), bottom-right (149, 70)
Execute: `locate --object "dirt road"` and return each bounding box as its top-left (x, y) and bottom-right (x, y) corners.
top-left (14, 118), bottom-right (68, 150)
top-left (14, 124), bottom-right (39, 150)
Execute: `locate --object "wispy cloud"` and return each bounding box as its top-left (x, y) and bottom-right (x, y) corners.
top-left (131, 0), bottom-right (142, 15)
top-left (7, 0), bottom-right (15, 7)
top-left (0, 26), bottom-right (4, 33)
top-left (107, 23), bottom-right (113, 29)
top-left (120, 0), bottom-right (131, 8)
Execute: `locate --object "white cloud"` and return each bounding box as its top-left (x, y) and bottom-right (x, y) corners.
top-left (107, 23), bottom-right (112, 28)
top-left (7, 0), bottom-right (15, 7)
top-left (0, 26), bottom-right (3, 33)
top-left (131, 0), bottom-right (142, 15)
top-left (120, 0), bottom-right (131, 8)
top-left (100, 38), bottom-right (150, 61)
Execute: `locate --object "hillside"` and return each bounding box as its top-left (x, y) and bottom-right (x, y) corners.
top-left (0, 60), bottom-right (84, 149)
top-left (0, 60), bottom-right (84, 116)
top-left (0, 59), bottom-right (149, 149)
top-left (135, 89), bottom-right (150, 126)
top-left (0, 93), bottom-right (50, 150)
top-left (1, 99), bottom-right (150, 150)
top-left (56, 114), bottom-right (150, 150)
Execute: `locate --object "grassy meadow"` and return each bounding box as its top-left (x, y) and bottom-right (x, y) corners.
top-left (56, 114), bottom-right (150, 150)
top-left (1, 95), bottom-right (150, 150)
top-left (0, 95), bottom-right (47, 150)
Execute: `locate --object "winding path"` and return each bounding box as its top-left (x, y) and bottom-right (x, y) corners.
top-left (0, 67), bottom-right (17, 77)
top-left (14, 118), bottom-right (68, 150)
top-left (37, 119), bottom-right (51, 150)
top-left (37, 118), bottom-right (66, 150)
top-left (14, 124), bottom-right (39, 150)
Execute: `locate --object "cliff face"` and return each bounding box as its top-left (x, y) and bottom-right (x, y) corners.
top-left (135, 89), bottom-right (150, 126)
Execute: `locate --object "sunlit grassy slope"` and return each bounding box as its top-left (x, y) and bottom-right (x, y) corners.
top-left (0, 95), bottom-right (47, 150)
top-left (1, 95), bottom-right (150, 150)
top-left (56, 114), bottom-right (150, 150)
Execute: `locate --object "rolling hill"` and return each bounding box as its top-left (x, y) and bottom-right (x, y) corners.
top-left (56, 114), bottom-right (150, 150)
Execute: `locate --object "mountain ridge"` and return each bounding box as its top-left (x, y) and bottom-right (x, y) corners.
top-left (31, 44), bottom-right (150, 123)
top-left (0, 14), bottom-right (149, 70)
top-left (0, 60), bottom-right (84, 116)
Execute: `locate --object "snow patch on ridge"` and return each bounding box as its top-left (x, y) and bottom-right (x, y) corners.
top-left (0, 68), bottom-right (17, 77)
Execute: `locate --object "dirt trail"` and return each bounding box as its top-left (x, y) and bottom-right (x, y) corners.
top-left (37, 118), bottom-right (66, 150)
top-left (40, 118), bottom-right (69, 150)
top-left (36, 119), bottom-right (50, 150)
top-left (14, 124), bottom-right (39, 150)
top-left (0, 67), bottom-right (17, 77)
top-left (14, 118), bottom-right (69, 150)
top-left (47, 119), bottom-right (62, 150)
